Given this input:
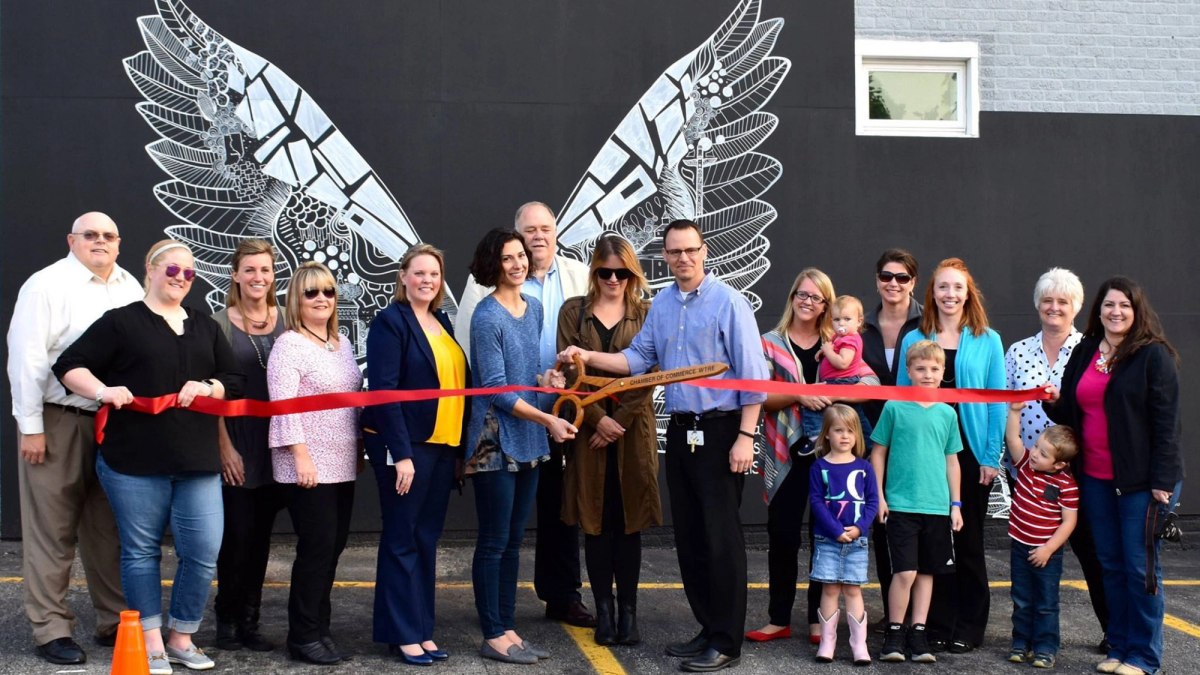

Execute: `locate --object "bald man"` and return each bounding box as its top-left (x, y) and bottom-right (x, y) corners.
top-left (6, 213), bottom-right (144, 664)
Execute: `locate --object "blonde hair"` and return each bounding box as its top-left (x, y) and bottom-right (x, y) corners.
top-left (905, 339), bottom-right (945, 366)
top-left (227, 238), bottom-right (279, 308)
top-left (815, 404), bottom-right (866, 458)
top-left (586, 234), bottom-right (649, 309)
top-left (1041, 425), bottom-right (1080, 463)
top-left (284, 261), bottom-right (339, 339)
top-left (775, 268), bottom-right (835, 341)
top-left (394, 243), bottom-right (447, 309)
top-left (832, 295), bottom-right (865, 333)
top-left (143, 239), bottom-right (192, 290)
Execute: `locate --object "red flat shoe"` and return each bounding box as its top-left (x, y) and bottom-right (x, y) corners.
top-left (809, 633), bottom-right (822, 645)
top-left (745, 626), bottom-right (791, 642)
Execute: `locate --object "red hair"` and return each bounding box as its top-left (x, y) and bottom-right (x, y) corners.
top-left (919, 257), bottom-right (990, 336)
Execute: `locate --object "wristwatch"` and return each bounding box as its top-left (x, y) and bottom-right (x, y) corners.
top-left (202, 379), bottom-right (216, 394)
top-left (94, 386), bottom-right (106, 404)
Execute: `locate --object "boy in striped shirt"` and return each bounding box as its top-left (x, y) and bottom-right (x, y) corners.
top-left (1004, 401), bottom-right (1080, 669)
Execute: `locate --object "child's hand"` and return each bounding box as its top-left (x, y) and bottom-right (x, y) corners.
top-left (1009, 400), bottom-right (1025, 413)
top-left (876, 498), bottom-right (888, 524)
top-left (1027, 545), bottom-right (1053, 568)
top-left (837, 525), bottom-right (861, 543)
top-left (950, 505), bottom-right (963, 531)
top-left (819, 341), bottom-right (835, 358)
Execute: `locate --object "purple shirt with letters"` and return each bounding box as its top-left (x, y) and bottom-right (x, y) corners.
top-left (809, 456), bottom-right (879, 539)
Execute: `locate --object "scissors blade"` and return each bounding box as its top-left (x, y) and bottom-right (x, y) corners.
top-left (603, 362), bottom-right (729, 394)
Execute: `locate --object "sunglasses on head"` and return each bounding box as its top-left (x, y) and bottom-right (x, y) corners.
top-left (303, 287), bottom-right (337, 300)
top-left (163, 264), bottom-right (196, 281)
top-left (878, 271), bottom-right (913, 284)
top-left (596, 267), bottom-right (633, 281)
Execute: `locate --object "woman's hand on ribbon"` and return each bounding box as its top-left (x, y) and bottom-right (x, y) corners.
top-left (177, 380), bottom-right (212, 407)
top-left (100, 385), bottom-right (134, 409)
top-left (1041, 382), bottom-right (1060, 403)
top-left (797, 395), bottom-right (832, 411)
top-left (395, 458), bottom-right (415, 495)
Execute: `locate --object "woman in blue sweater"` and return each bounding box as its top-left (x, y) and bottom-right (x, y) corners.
top-left (465, 228), bottom-right (577, 666)
top-left (896, 257), bottom-right (1005, 653)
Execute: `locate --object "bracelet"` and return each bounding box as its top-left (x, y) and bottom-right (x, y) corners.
top-left (738, 430), bottom-right (756, 440)
top-left (951, 500), bottom-right (963, 507)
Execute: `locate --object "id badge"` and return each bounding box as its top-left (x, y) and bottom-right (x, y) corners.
top-left (687, 430), bottom-right (705, 446)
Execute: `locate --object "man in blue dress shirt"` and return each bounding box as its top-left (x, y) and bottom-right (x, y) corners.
top-left (559, 220), bottom-right (767, 672)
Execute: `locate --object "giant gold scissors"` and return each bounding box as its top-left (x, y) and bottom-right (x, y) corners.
top-left (551, 354), bottom-right (729, 428)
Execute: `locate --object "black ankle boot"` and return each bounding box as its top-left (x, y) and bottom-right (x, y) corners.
top-left (616, 599), bottom-right (640, 645)
top-left (593, 597), bottom-right (616, 646)
top-left (215, 619), bottom-right (243, 651)
top-left (238, 618), bottom-right (274, 652)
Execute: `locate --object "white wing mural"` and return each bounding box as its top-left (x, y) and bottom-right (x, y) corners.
top-left (124, 0), bottom-right (454, 360)
top-left (559, 0), bottom-right (790, 312)
top-left (558, 0), bottom-right (790, 448)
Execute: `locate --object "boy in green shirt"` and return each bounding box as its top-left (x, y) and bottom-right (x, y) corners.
top-left (870, 340), bottom-right (963, 663)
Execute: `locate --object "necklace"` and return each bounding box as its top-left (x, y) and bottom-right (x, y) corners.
top-left (241, 305), bottom-right (270, 330)
top-left (1095, 339), bottom-right (1113, 374)
top-left (302, 324), bottom-right (336, 352)
top-left (246, 332), bottom-right (269, 369)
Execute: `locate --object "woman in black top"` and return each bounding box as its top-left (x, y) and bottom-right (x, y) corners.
top-left (1043, 276), bottom-right (1182, 675)
top-left (211, 238), bottom-right (287, 652)
top-left (859, 249), bottom-right (921, 619)
top-left (54, 240), bottom-right (243, 674)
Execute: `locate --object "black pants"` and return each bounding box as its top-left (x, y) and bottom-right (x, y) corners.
top-left (766, 450), bottom-right (821, 627)
top-left (584, 442), bottom-right (641, 604)
top-left (928, 448), bottom-right (990, 646)
top-left (666, 415), bottom-right (747, 657)
top-left (285, 481), bottom-right (354, 644)
top-left (215, 483), bottom-right (286, 624)
top-left (534, 439), bottom-right (583, 608)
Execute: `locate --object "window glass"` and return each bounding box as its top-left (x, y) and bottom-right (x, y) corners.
top-left (868, 71), bottom-right (958, 121)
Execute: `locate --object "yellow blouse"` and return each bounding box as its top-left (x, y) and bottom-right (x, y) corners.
top-left (425, 328), bottom-right (467, 446)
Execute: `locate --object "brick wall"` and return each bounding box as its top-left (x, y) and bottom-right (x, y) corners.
top-left (855, 0), bottom-right (1200, 115)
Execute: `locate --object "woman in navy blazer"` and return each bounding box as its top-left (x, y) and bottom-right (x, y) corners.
top-left (363, 244), bottom-right (471, 665)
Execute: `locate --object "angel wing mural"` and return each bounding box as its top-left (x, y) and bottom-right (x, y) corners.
top-left (124, 0), bottom-right (453, 359)
top-left (558, 0), bottom-right (790, 313)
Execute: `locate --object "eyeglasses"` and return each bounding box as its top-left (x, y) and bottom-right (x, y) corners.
top-left (303, 287), bottom-right (337, 300)
top-left (71, 230), bottom-right (119, 243)
top-left (596, 267), bottom-right (633, 281)
top-left (664, 246), bottom-right (704, 260)
top-left (878, 271), bottom-right (914, 284)
top-left (163, 264), bottom-right (196, 281)
top-left (793, 290), bottom-right (825, 305)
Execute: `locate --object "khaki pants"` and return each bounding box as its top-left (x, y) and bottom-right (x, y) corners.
top-left (18, 404), bottom-right (124, 644)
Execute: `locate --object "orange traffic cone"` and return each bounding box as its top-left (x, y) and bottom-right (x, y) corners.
top-left (110, 610), bottom-right (150, 675)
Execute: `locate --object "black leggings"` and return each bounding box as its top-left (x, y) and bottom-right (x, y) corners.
top-left (584, 442), bottom-right (642, 603)
top-left (766, 451), bottom-right (821, 627)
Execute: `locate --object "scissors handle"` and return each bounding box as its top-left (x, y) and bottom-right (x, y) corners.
top-left (553, 353), bottom-right (587, 390)
top-left (552, 393), bottom-right (586, 430)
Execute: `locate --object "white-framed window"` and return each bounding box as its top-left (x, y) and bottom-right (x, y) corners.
top-left (855, 40), bottom-right (980, 138)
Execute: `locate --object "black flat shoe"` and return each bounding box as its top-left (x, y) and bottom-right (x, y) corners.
top-left (35, 637), bottom-right (86, 665)
top-left (287, 640), bottom-right (341, 665)
top-left (948, 639), bottom-right (974, 654)
top-left (546, 600), bottom-right (598, 627)
top-left (681, 648), bottom-right (741, 672)
top-left (238, 622), bottom-right (274, 652)
top-left (666, 633), bottom-right (709, 658)
top-left (321, 635), bottom-right (353, 661)
top-left (93, 631), bottom-right (117, 648)
top-left (215, 620), bottom-right (243, 651)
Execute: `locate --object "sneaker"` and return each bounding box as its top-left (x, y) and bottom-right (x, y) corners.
top-left (1032, 653), bottom-right (1056, 669)
top-left (148, 652), bottom-right (173, 675)
top-left (1009, 646), bottom-right (1034, 663)
top-left (880, 623), bottom-right (906, 662)
top-left (164, 643), bottom-right (215, 671)
top-left (907, 624), bottom-right (936, 663)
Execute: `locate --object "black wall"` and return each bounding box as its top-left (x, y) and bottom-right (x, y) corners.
top-left (2, 0), bottom-right (1195, 537)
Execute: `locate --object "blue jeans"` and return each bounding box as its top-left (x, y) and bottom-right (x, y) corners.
top-left (1009, 540), bottom-right (1063, 654)
top-left (96, 454), bottom-right (223, 632)
top-left (471, 466), bottom-right (539, 638)
top-left (1079, 474), bottom-right (1180, 673)
top-left (800, 377), bottom-right (873, 440)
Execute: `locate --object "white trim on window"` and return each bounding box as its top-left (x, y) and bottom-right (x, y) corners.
top-left (855, 40), bottom-right (980, 138)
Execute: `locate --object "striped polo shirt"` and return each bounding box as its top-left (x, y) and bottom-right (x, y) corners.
top-left (1008, 453), bottom-right (1079, 546)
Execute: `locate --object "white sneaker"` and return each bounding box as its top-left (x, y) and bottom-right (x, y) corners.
top-left (148, 652), bottom-right (172, 675)
top-left (164, 643), bottom-right (214, 670)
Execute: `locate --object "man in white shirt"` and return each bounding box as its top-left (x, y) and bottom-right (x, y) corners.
top-left (455, 202), bottom-right (596, 626)
top-left (6, 212), bottom-right (144, 665)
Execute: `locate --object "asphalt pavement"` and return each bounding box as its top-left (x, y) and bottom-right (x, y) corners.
top-left (0, 535), bottom-right (1195, 674)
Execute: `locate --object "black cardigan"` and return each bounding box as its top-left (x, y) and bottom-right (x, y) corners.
top-left (1043, 334), bottom-right (1183, 493)
top-left (861, 301), bottom-right (923, 426)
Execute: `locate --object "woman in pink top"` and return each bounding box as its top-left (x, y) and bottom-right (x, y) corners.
top-left (1044, 276), bottom-right (1181, 675)
top-left (267, 262), bottom-right (363, 666)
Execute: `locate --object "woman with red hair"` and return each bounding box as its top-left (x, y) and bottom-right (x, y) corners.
top-left (895, 258), bottom-right (1005, 654)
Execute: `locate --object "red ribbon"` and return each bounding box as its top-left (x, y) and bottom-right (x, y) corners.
top-left (95, 380), bottom-right (1048, 444)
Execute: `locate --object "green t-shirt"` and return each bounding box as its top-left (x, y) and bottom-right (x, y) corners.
top-left (870, 400), bottom-right (963, 515)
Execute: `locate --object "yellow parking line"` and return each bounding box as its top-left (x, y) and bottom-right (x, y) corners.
top-left (562, 623), bottom-right (628, 675)
top-left (1062, 580), bottom-right (1200, 639)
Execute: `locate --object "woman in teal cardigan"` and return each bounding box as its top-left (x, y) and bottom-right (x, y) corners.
top-left (896, 257), bottom-right (1005, 653)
